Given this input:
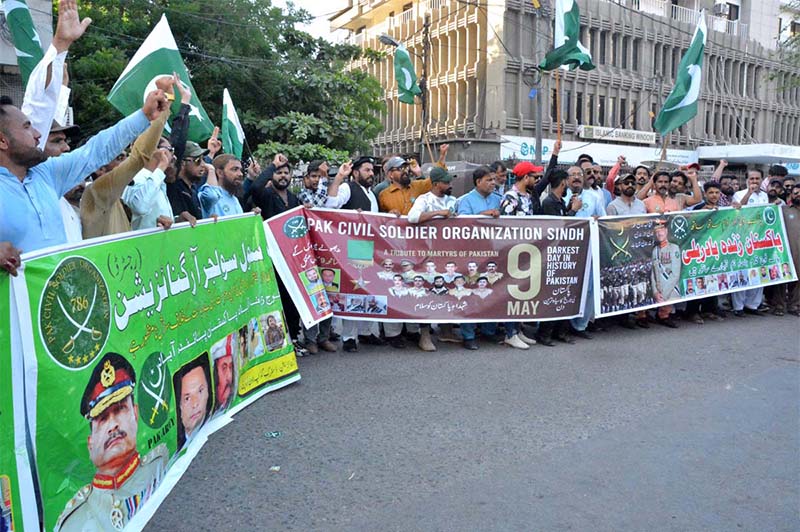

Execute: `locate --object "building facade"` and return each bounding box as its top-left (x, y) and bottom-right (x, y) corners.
top-left (331, 0), bottom-right (800, 166)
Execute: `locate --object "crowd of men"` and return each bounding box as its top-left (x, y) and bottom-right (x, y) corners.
top-left (1, 0), bottom-right (798, 359)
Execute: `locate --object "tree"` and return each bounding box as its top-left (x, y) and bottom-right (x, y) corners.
top-left (65, 0), bottom-right (383, 160)
top-left (778, 0), bottom-right (800, 86)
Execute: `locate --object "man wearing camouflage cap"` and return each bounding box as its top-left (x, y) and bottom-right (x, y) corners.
top-left (55, 353), bottom-right (168, 531)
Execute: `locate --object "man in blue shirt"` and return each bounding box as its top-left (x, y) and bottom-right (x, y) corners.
top-left (0, 91), bottom-right (169, 255)
top-left (198, 154), bottom-right (244, 218)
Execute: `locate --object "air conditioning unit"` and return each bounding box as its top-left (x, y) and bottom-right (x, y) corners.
top-left (713, 2), bottom-right (730, 17)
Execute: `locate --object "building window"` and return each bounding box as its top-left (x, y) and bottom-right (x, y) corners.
top-left (587, 95), bottom-right (595, 125)
top-left (576, 92), bottom-right (584, 124)
top-left (551, 88), bottom-right (558, 121)
top-left (653, 43), bottom-right (660, 76)
top-left (632, 39), bottom-right (639, 71)
top-left (630, 100), bottom-right (638, 129)
top-left (792, 21), bottom-right (800, 36)
top-left (728, 3), bottom-right (739, 21)
top-left (599, 31), bottom-right (607, 64)
top-left (565, 90), bottom-right (573, 122)
top-left (620, 98), bottom-right (627, 126)
top-left (599, 96), bottom-right (606, 126)
top-left (621, 37), bottom-right (629, 70)
top-left (611, 34), bottom-right (619, 67)
top-left (608, 97), bottom-right (616, 127)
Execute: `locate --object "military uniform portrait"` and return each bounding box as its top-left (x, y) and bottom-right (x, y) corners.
top-left (55, 353), bottom-right (168, 532)
top-left (173, 354), bottom-right (213, 451)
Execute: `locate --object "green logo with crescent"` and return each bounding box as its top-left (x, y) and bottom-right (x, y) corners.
top-left (283, 215), bottom-right (308, 238)
top-left (137, 351), bottom-right (173, 429)
top-left (39, 257), bottom-right (111, 370)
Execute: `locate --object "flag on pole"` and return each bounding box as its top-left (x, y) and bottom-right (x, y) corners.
top-left (2, 0), bottom-right (44, 86)
top-left (539, 0), bottom-right (595, 72)
top-left (108, 15), bottom-right (214, 141)
top-left (653, 13), bottom-right (707, 136)
top-left (393, 45), bottom-right (421, 105)
top-left (221, 88), bottom-right (245, 158)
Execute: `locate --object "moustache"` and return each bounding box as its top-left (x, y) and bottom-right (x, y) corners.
top-left (104, 429), bottom-right (127, 449)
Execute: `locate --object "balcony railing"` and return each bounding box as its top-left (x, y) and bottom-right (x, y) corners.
top-left (602, 0), bottom-right (749, 40)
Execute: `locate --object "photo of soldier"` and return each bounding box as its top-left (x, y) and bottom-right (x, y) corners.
top-left (482, 261), bottom-right (504, 285)
top-left (173, 354), bottom-right (213, 451)
top-left (472, 277), bottom-right (493, 299)
top-left (429, 275), bottom-right (448, 295)
top-left (650, 220), bottom-right (682, 327)
top-left (421, 260), bottom-right (440, 283)
top-left (442, 262), bottom-right (460, 283)
top-left (400, 260), bottom-right (419, 282)
top-left (407, 275), bottom-right (427, 298)
top-left (599, 260), bottom-right (653, 314)
top-left (464, 261), bottom-right (480, 284)
top-left (448, 275), bottom-right (473, 299)
top-left (55, 353), bottom-right (168, 532)
top-left (210, 336), bottom-right (236, 414)
top-left (377, 259), bottom-right (396, 280)
top-left (389, 274), bottom-right (409, 297)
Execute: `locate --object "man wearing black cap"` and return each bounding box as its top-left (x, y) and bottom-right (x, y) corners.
top-left (166, 140), bottom-right (207, 226)
top-left (55, 353), bottom-right (168, 532)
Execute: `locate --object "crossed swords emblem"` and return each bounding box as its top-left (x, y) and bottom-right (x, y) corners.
top-left (57, 285), bottom-right (102, 354)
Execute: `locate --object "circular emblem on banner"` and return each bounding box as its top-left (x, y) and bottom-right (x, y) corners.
top-left (670, 215), bottom-right (689, 240)
top-left (39, 257), bottom-right (111, 370)
top-left (763, 207), bottom-right (777, 225)
top-left (282, 215), bottom-right (308, 239)
top-left (520, 142), bottom-right (529, 156)
top-left (137, 352), bottom-right (172, 429)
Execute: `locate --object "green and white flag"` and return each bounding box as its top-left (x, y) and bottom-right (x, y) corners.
top-left (654, 12), bottom-right (706, 136)
top-left (539, 0), bottom-right (595, 71)
top-left (393, 45), bottom-right (421, 105)
top-left (108, 14), bottom-right (214, 141)
top-left (221, 88), bottom-right (245, 158)
top-left (2, 0), bottom-right (44, 86)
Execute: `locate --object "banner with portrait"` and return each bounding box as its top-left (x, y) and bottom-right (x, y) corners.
top-left (594, 205), bottom-right (797, 317)
top-left (0, 277), bottom-right (38, 532)
top-left (11, 215), bottom-right (299, 531)
top-left (265, 207), bottom-right (592, 326)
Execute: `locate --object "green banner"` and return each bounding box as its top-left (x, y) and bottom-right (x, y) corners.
top-left (14, 215), bottom-right (298, 531)
top-left (596, 205), bottom-right (797, 317)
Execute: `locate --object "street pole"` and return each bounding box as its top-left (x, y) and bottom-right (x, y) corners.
top-left (534, 11), bottom-right (543, 166)
top-left (420, 12), bottom-right (431, 163)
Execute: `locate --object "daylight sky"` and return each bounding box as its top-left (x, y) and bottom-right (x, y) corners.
top-left (271, 0), bottom-right (348, 41)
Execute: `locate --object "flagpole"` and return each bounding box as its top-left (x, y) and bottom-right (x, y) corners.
top-left (657, 132), bottom-right (669, 170)
top-left (555, 69), bottom-right (562, 144)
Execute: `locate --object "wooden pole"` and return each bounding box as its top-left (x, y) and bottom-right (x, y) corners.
top-left (555, 69), bottom-right (562, 144)
top-left (657, 132), bottom-right (669, 170)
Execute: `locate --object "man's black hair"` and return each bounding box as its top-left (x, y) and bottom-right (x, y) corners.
top-left (703, 181), bottom-right (721, 192)
top-left (489, 161), bottom-right (506, 172)
top-left (549, 169), bottom-right (568, 189)
top-left (576, 153), bottom-right (594, 164)
top-left (472, 166), bottom-right (492, 185)
top-left (769, 165), bottom-right (788, 177)
top-left (306, 160), bottom-right (325, 175)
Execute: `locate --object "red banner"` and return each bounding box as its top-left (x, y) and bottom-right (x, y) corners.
top-left (264, 207), bottom-right (591, 326)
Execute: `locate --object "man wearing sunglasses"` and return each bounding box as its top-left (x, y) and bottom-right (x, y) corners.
top-left (167, 141), bottom-right (208, 226)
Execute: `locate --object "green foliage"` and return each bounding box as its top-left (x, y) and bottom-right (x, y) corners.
top-left (64, 0), bottom-right (383, 158)
top-left (254, 141), bottom-right (349, 165)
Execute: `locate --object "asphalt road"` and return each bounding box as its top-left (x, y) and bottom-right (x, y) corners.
top-left (147, 314), bottom-right (800, 532)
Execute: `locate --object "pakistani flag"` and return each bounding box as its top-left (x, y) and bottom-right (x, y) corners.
top-left (539, 0), bottom-right (595, 71)
top-left (393, 45), bottom-right (421, 105)
top-left (654, 13), bottom-right (706, 136)
top-left (108, 15), bottom-right (214, 141)
top-left (2, 0), bottom-right (44, 85)
top-left (221, 88), bottom-right (245, 158)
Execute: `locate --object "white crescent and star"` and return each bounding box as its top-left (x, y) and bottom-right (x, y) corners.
top-left (664, 64), bottom-right (701, 112)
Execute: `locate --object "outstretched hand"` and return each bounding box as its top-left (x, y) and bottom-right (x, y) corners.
top-left (53, 0), bottom-right (92, 53)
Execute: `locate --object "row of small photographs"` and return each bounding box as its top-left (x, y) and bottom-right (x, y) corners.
top-left (329, 294), bottom-right (388, 315)
top-left (377, 258), bottom-right (504, 286)
top-left (685, 263), bottom-right (793, 295)
top-left (388, 275), bottom-right (494, 300)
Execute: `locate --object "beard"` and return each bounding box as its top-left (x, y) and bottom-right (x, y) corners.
top-left (399, 174), bottom-right (411, 187)
top-left (357, 176), bottom-right (373, 189)
top-left (444, 187), bottom-right (452, 196)
top-left (272, 177), bottom-right (289, 190)
top-left (622, 187), bottom-right (635, 197)
top-left (12, 143), bottom-right (46, 169)
top-left (767, 190), bottom-right (779, 201)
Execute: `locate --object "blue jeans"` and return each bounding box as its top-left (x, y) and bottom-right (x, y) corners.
top-left (460, 322), bottom-right (518, 340)
top-left (570, 278), bottom-right (595, 332)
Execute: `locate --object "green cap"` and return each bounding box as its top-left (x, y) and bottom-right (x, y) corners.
top-left (430, 167), bottom-right (454, 183)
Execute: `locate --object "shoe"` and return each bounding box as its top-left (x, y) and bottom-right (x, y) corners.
top-left (688, 313), bottom-right (704, 325)
top-left (788, 309), bottom-right (800, 317)
top-left (503, 334), bottom-right (530, 349)
top-left (744, 307), bottom-right (766, 316)
top-left (305, 342), bottom-right (319, 354)
top-left (388, 335), bottom-right (406, 348)
top-left (318, 340), bottom-right (337, 352)
top-left (703, 312), bottom-right (722, 321)
top-left (517, 330), bottom-right (537, 345)
top-left (772, 308), bottom-right (785, 316)
top-left (733, 310), bottom-right (745, 317)
top-left (328, 333), bottom-right (341, 342)
top-left (635, 319), bottom-right (650, 329)
top-left (534, 335), bottom-right (555, 347)
top-left (343, 339), bottom-right (358, 352)
top-left (294, 345), bottom-right (309, 357)
top-left (586, 322), bottom-right (605, 332)
top-left (570, 328), bottom-right (592, 339)
top-left (554, 334), bottom-right (576, 344)
top-left (406, 331), bottom-right (421, 343)
top-left (656, 318), bottom-right (679, 328)
top-left (418, 329), bottom-right (436, 352)
top-left (757, 303), bottom-right (771, 312)
top-left (620, 318), bottom-right (637, 330)
top-left (359, 334), bottom-right (386, 346)
top-left (463, 339), bottom-right (479, 350)
top-left (438, 331), bottom-right (461, 343)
